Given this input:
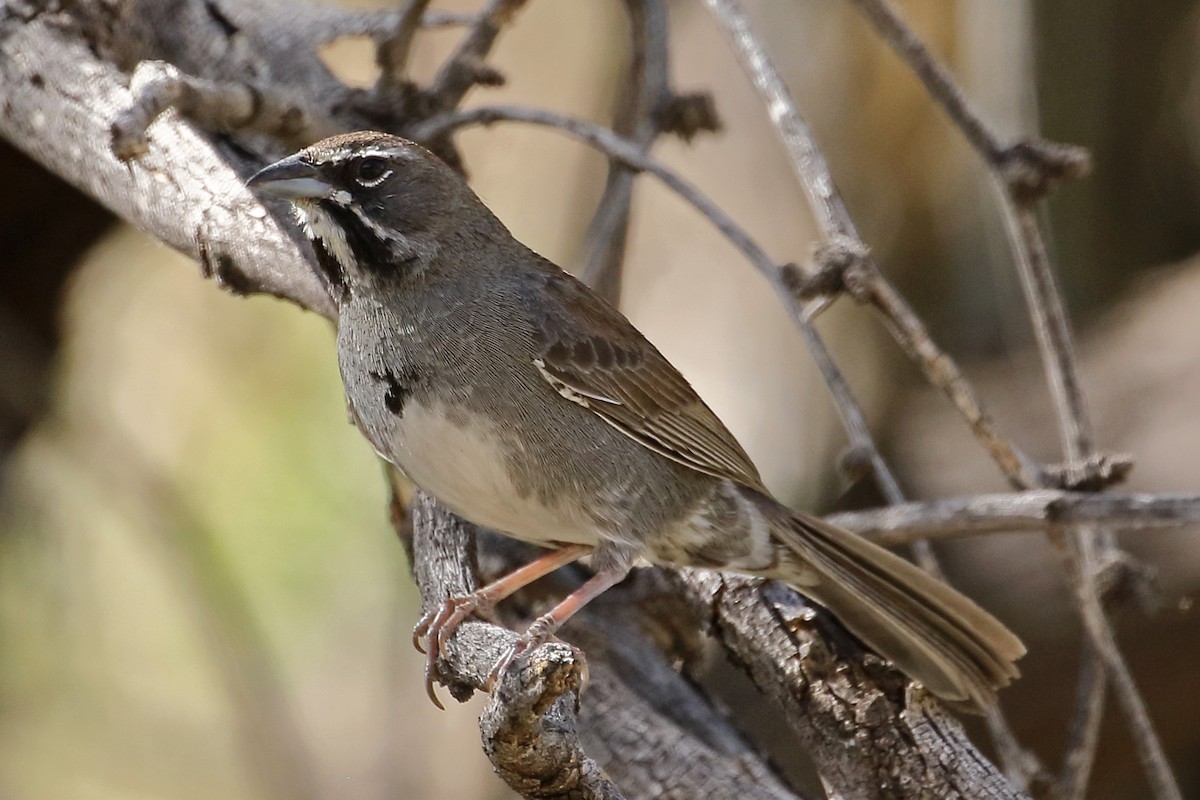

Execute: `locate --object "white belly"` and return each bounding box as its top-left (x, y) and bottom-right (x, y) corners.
top-left (387, 401), bottom-right (598, 547)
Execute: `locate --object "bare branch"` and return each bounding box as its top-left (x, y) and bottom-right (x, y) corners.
top-left (845, 0), bottom-right (1090, 202)
top-left (411, 105), bottom-right (784, 291)
top-left (999, 203), bottom-right (1095, 464)
top-left (404, 490), bottom-right (805, 800)
top-left (375, 0), bottom-right (435, 93)
top-left (0, 16), bottom-right (332, 316)
top-left (1067, 531), bottom-right (1182, 800)
top-left (408, 492), bottom-right (622, 799)
top-left (429, 0), bottom-right (529, 111)
top-left (676, 573), bottom-right (1030, 799)
top-left (697, 0), bottom-right (1045, 784)
top-left (110, 60), bottom-right (337, 160)
top-left (1055, 643), bottom-right (1107, 800)
top-left (828, 490), bottom-right (1200, 546)
top-left (841, 1), bottom-right (1182, 796)
top-left (700, 0), bottom-right (1039, 494)
top-left (577, 0), bottom-right (672, 302)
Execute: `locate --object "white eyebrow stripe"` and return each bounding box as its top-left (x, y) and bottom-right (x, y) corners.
top-left (324, 146), bottom-right (414, 164)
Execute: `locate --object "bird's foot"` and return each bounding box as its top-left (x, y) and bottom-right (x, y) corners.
top-left (484, 615), bottom-right (588, 693)
top-left (413, 592), bottom-right (497, 709)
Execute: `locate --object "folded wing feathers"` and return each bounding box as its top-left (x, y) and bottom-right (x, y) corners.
top-left (534, 349), bottom-right (764, 489)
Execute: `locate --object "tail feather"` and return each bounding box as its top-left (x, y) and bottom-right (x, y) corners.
top-left (757, 497), bottom-right (1025, 711)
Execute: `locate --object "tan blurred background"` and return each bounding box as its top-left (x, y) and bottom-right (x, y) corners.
top-left (2, 1), bottom-right (1199, 798)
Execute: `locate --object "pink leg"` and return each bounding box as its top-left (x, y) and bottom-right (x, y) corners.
top-left (415, 544), bottom-right (589, 709)
top-left (485, 566), bottom-right (628, 691)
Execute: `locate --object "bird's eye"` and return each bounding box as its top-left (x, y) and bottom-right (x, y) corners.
top-left (354, 157), bottom-right (391, 187)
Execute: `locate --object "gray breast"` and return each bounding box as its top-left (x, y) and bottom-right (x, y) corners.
top-left (336, 286), bottom-right (712, 554)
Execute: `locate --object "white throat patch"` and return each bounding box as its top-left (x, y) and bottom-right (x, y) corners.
top-left (294, 201), bottom-right (356, 276)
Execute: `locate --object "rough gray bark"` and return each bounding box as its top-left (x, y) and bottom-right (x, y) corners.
top-left (405, 490), bottom-right (799, 800)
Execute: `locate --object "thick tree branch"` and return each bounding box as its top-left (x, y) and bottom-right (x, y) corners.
top-left (403, 489), bottom-right (803, 800)
top-left (676, 573), bottom-right (1029, 799)
top-left (0, 12), bottom-right (331, 314)
top-left (407, 492), bottom-right (623, 800)
top-left (110, 59), bottom-right (338, 160)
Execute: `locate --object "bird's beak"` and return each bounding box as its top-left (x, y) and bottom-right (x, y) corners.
top-left (247, 156), bottom-right (333, 200)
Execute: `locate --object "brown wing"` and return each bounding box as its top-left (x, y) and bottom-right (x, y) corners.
top-left (524, 268), bottom-right (765, 491)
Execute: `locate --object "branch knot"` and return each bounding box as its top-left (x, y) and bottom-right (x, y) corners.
top-left (998, 137), bottom-right (1092, 205)
top-left (1042, 452), bottom-right (1134, 492)
top-left (783, 236), bottom-right (873, 303)
top-left (655, 92), bottom-right (721, 142)
top-left (1095, 549), bottom-right (1161, 614)
top-left (837, 443), bottom-right (876, 483)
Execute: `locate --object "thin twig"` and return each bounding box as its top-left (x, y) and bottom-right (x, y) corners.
top-left (577, 0), bottom-right (671, 302)
top-left (855, 271), bottom-right (1043, 488)
top-left (844, 1), bottom-right (1181, 796)
top-left (827, 490), bottom-right (1200, 545)
top-left (411, 106), bottom-right (782, 283)
top-left (375, 0), bottom-right (434, 93)
top-left (1070, 530), bottom-right (1182, 800)
top-left (699, 0), bottom-right (1039, 493)
top-left (700, 0), bottom-right (1039, 785)
top-left (1001, 205), bottom-right (1094, 462)
top-left (845, 0), bottom-right (1089, 204)
top-left (428, 0), bottom-right (528, 111)
top-left (997, 201), bottom-right (1121, 800)
top-left (1055, 640), bottom-right (1107, 800)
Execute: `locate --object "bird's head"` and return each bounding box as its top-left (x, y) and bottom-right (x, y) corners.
top-left (248, 132), bottom-right (483, 301)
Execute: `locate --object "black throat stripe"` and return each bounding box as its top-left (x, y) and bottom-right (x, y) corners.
top-left (310, 237), bottom-right (349, 298)
top-left (321, 202), bottom-right (407, 275)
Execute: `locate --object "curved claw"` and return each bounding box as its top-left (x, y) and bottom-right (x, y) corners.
top-left (412, 592), bottom-right (497, 709)
top-left (412, 608), bottom-right (436, 654)
top-left (424, 648), bottom-right (446, 710)
top-left (410, 604), bottom-right (456, 652)
top-left (483, 616), bottom-right (561, 692)
top-left (484, 638), bottom-right (529, 693)
top-left (483, 632), bottom-right (592, 696)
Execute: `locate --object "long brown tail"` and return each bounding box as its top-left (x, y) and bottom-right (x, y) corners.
top-left (754, 494), bottom-right (1025, 710)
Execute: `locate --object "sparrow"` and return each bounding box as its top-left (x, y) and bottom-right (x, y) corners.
top-left (248, 131), bottom-right (1024, 711)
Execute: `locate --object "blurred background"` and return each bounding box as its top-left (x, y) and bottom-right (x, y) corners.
top-left (2, 1), bottom-right (1199, 797)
